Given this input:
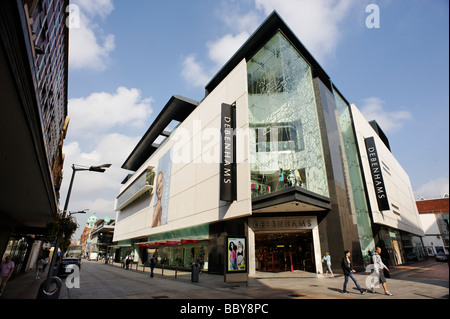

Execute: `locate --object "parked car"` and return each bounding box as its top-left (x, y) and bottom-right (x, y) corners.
top-left (406, 252), bottom-right (418, 261)
top-left (57, 257), bottom-right (82, 277)
top-left (435, 252), bottom-right (449, 262)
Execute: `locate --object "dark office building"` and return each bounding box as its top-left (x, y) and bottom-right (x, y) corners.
top-left (0, 0), bottom-right (70, 271)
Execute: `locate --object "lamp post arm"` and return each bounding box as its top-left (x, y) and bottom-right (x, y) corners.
top-left (46, 165), bottom-right (77, 281)
top-left (62, 165), bottom-right (77, 215)
top-left (44, 163), bottom-right (110, 284)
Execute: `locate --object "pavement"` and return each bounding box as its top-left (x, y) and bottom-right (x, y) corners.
top-left (1, 258), bottom-right (448, 300)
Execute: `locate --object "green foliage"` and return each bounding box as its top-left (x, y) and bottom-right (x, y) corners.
top-left (43, 213), bottom-right (79, 254)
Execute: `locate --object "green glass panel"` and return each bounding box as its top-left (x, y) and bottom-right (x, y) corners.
top-left (247, 32), bottom-right (328, 198)
top-left (147, 224), bottom-right (209, 242)
top-left (334, 90), bottom-right (375, 262)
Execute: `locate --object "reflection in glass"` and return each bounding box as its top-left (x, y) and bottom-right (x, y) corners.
top-left (334, 89), bottom-right (375, 261)
top-left (247, 32), bottom-right (328, 198)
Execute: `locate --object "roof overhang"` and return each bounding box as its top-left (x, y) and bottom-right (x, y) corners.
top-left (121, 95), bottom-right (199, 171)
top-left (252, 186), bottom-right (331, 213)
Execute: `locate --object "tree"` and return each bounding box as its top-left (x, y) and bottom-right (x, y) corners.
top-left (43, 213), bottom-right (79, 254)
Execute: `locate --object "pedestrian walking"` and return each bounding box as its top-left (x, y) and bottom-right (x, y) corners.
top-left (322, 252), bottom-right (334, 277)
top-left (43, 256), bottom-right (49, 271)
top-left (130, 255), bottom-right (134, 269)
top-left (150, 256), bottom-right (156, 278)
top-left (35, 256), bottom-right (44, 279)
top-left (370, 247), bottom-right (393, 296)
top-left (0, 256), bottom-right (15, 296)
top-left (124, 255), bottom-right (129, 269)
top-left (341, 250), bottom-right (365, 294)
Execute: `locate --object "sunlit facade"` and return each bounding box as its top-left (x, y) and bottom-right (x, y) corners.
top-left (113, 12), bottom-right (424, 276)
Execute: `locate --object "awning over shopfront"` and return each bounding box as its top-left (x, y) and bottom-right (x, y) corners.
top-left (137, 239), bottom-right (200, 248)
top-left (109, 244), bottom-right (132, 248)
top-left (252, 186), bottom-right (331, 213)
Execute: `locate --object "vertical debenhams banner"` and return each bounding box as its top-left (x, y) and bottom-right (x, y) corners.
top-left (220, 103), bottom-right (237, 202)
top-left (365, 137), bottom-right (390, 211)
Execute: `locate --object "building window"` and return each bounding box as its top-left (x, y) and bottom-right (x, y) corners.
top-left (247, 31), bottom-right (328, 198)
top-left (253, 121), bottom-right (305, 153)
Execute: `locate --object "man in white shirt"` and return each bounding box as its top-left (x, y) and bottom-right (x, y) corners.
top-left (371, 247), bottom-right (393, 296)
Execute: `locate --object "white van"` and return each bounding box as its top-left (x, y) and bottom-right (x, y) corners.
top-left (89, 252), bottom-right (98, 261)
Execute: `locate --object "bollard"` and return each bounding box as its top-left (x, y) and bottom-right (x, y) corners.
top-left (191, 262), bottom-right (200, 282)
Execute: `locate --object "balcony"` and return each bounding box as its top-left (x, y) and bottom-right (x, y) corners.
top-left (115, 167), bottom-right (155, 211)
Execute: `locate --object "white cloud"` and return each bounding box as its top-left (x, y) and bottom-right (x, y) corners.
top-left (359, 97), bottom-right (413, 133)
top-left (181, 0), bottom-right (360, 88)
top-left (68, 87), bottom-right (153, 139)
top-left (72, 0), bottom-right (114, 20)
top-left (220, 10), bottom-right (260, 35)
top-left (254, 0), bottom-right (358, 63)
top-left (69, 0), bottom-right (115, 71)
top-left (63, 133), bottom-right (140, 197)
top-left (207, 32), bottom-right (250, 67)
top-left (181, 54), bottom-right (212, 88)
top-left (61, 133), bottom-right (141, 234)
top-left (181, 2), bottom-right (261, 88)
top-left (62, 86), bottom-right (153, 237)
top-left (415, 177), bottom-right (450, 200)
top-left (181, 30), bottom-right (252, 89)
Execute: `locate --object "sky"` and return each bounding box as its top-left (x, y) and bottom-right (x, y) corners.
top-left (62, 0), bottom-right (449, 240)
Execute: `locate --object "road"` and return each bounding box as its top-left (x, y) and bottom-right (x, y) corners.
top-left (59, 259), bottom-right (449, 300)
top-left (1, 259), bottom-right (447, 318)
top-left (54, 260), bottom-right (447, 318)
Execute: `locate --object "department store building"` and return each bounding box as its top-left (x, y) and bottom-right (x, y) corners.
top-left (112, 12), bottom-right (424, 275)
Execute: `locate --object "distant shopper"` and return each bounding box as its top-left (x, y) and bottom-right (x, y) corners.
top-left (341, 250), bottom-right (365, 294)
top-left (371, 247), bottom-right (393, 296)
top-left (129, 255), bottom-right (134, 269)
top-left (322, 252), bottom-right (334, 277)
top-left (125, 255), bottom-right (131, 270)
top-left (0, 256), bottom-right (15, 296)
top-left (150, 256), bottom-right (157, 278)
top-left (43, 256), bottom-right (50, 271)
top-left (35, 257), bottom-right (44, 279)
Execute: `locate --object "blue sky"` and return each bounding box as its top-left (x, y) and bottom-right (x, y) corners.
top-left (63, 0), bottom-right (449, 239)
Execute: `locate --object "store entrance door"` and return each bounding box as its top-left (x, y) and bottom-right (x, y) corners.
top-left (254, 231), bottom-right (315, 273)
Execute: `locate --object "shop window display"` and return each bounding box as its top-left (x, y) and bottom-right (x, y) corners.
top-left (254, 231), bottom-right (315, 273)
top-left (145, 244), bottom-right (208, 271)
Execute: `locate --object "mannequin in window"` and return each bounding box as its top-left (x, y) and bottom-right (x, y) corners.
top-left (288, 171), bottom-right (295, 187)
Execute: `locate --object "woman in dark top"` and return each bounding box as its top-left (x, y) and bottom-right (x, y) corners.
top-left (341, 250), bottom-right (365, 294)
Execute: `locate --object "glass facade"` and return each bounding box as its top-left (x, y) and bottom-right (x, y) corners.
top-left (437, 214), bottom-right (449, 247)
top-left (145, 224), bottom-right (210, 270)
top-left (255, 231), bottom-right (315, 272)
top-left (247, 32), bottom-right (328, 198)
top-left (149, 242), bottom-right (208, 271)
top-left (334, 90), bottom-right (375, 262)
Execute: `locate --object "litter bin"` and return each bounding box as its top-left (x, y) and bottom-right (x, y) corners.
top-left (191, 262), bottom-right (201, 282)
top-left (36, 276), bottom-right (62, 299)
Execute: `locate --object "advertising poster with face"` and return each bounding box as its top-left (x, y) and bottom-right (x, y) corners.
top-left (152, 149), bottom-right (172, 227)
top-left (227, 237), bottom-right (246, 272)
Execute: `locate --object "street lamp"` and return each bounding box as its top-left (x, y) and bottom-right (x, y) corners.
top-left (62, 164), bottom-right (112, 216)
top-left (68, 209), bottom-right (88, 216)
top-left (44, 164), bottom-right (111, 282)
